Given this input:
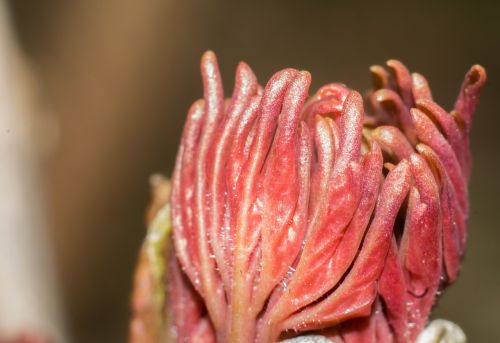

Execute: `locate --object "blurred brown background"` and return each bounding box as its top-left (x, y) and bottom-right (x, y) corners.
top-left (6, 0), bottom-right (500, 342)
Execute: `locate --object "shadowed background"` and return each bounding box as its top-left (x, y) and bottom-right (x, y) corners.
top-left (6, 0), bottom-right (500, 342)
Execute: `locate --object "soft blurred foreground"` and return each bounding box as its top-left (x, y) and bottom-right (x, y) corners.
top-left (1, 1), bottom-right (499, 342)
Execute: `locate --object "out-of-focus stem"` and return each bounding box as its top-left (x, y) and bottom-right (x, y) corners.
top-left (0, 2), bottom-right (64, 341)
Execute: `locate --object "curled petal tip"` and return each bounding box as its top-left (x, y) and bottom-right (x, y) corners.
top-left (300, 70), bottom-right (312, 77)
top-left (454, 64), bottom-right (487, 132)
top-left (373, 89), bottom-right (401, 108)
top-left (412, 72), bottom-right (433, 101)
top-left (373, 91), bottom-right (402, 121)
top-left (372, 125), bottom-right (414, 161)
top-left (386, 59), bottom-right (413, 106)
top-left (201, 50), bottom-right (217, 61)
top-left (408, 151), bottom-right (426, 170)
top-left (386, 59), bottom-right (407, 75)
top-left (386, 59), bottom-right (402, 67)
top-left (201, 51), bottom-right (220, 77)
top-left (416, 144), bottom-right (445, 187)
top-left (237, 60), bottom-right (249, 69)
top-left (290, 71), bottom-right (312, 98)
top-left (346, 89), bottom-right (363, 104)
top-left (467, 64), bottom-right (487, 87)
top-left (300, 70), bottom-right (312, 84)
top-left (370, 65), bottom-right (390, 89)
top-left (236, 61), bottom-right (255, 78)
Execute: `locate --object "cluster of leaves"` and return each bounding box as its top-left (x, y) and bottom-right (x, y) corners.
top-left (130, 52), bottom-right (485, 343)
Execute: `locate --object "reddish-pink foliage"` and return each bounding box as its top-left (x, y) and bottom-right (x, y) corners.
top-left (168, 51), bottom-right (486, 342)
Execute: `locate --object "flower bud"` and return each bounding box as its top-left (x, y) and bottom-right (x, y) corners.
top-left (131, 51), bottom-right (486, 343)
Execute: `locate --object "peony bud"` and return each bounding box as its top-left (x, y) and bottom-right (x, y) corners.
top-left (130, 51), bottom-right (485, 343)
